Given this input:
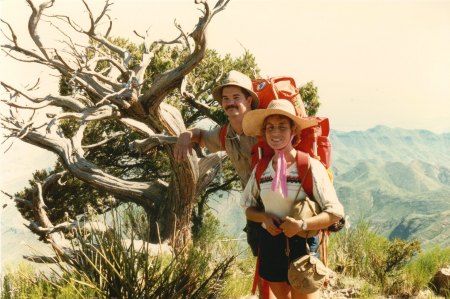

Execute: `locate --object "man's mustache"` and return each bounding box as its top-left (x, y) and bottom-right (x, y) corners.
top-left (225, 105), bottom-right (238, 111)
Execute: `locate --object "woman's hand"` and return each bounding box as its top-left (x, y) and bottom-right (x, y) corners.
top-left (280, 216), bottom-right (302, 238)
top-left (263, 214), bottom-right (283, 236)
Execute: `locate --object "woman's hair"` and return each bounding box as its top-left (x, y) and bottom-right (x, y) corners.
top-left (262, 114), bottom-right (301, 146)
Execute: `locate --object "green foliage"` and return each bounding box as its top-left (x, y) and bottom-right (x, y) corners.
top-left (329, 222), bottom-right (388, 279)
top-left (192, 210), bottom-right (255, 299)
top-left (121, 203), bottom-right (150, 240)
top-left (221, 250), bottom-right (255, 299)
top-left (193, 211), bottom-right (224, 245)
top-left (389, 245), bottom-right (450, 297)
top-left (29, 210), bottom-right (235, 298)
top-left (329, 221), bottom-right (422, 294)
top-left (1, 262), bottom-right (98, 299)
top-left (299, 81), bottom-right (320, 116)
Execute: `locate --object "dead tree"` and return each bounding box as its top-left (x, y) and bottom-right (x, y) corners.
top-left (0, 0), bottom-right (231, 256)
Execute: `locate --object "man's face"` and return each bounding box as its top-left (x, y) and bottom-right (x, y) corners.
top-left (221, 86), bottom-right (252, 118)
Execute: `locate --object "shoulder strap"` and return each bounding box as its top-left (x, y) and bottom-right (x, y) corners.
top-left (219, 124), bottom-right (228, 152)
top-left (255, 155), bottom-right (271, 185)
top-left (296, 150), bottom-right (313, 198)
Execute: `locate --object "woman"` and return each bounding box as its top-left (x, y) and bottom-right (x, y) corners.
top-left (241, 99), bottom-right (344, 299)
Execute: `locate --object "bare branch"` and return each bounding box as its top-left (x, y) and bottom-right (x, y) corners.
top-left (1, 45), bottom-right (47, 64)
top-left (26, 0), bottom-right (55, 61)
top-left (1, 81), bottom-right (88, 111)
top-left (32, 182), bottom-right (53, 228)
top-left (119, 118), bottom-right (155, 137)
top-left (1, 81), bottom-right (37, 102)
top-left (87, 56), bottom-right (129, 79)
top-left (94, 0), bottom-right (113, 28)
top-left (180, 76), bottom-right (215, 119)
top-left (77, 69), bottom-right (122, 90)
top-left (27, 219), bottom-right (108, 235)
top-left (211, 0), bottom-right (232, 17)
top-left (141, 0), bottom-right (225, 114)
top-left (0, 19), bottom-right (18, 44)
top-left (82, 131), bottom-right (125, 149)
top-left (1, 190), bottom-right (33, 208)
top-left (46, 104), bottom-right (120, 130)
top-left (196, 153), bottom-right (225, 197)
top-left (173, 19), bottom-right (191, 53)
top-left (17, 121), bottom-right (34, 139)
top-left (130, 135), bottom-right (178, 154)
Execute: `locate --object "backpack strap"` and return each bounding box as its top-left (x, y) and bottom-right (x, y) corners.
top-left (219, 124), bottom-right (228, 152)
top-left (251, 141), bottom-right (274, 169)
top-left (255, 154), bottom-right (272, 185)
top-left (296, 150), bottom-right (313, 198)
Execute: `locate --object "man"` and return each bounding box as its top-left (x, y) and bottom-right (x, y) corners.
top-left (174, 70), bottom-right (258, 187)
top-left (175, 70), bottom-right (274, 298)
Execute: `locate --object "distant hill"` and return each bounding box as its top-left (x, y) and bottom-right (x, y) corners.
top-left (331, 126), bottom-right (450, 248)
top-left (331, 126), bottom-right (450, 172)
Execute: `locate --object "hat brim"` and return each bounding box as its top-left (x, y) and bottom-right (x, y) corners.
top-left (243, 108), bottom-right (318, 137)
top-left (212, 83), bottom-right (260, 110)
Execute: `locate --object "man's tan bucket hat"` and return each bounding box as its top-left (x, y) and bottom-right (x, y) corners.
top-left (243, 99), bottom-right (318, 136)
top-left (212, 70), bottom-right (260, 109)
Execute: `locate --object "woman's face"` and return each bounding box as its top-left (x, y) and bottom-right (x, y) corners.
top-left (263, 115), bottom-right (294, 150)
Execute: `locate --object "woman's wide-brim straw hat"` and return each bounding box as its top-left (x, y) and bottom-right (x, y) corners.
top-left (243, 99), bottom-right (318, 136)
top-left (212, 70), bottom-right (260, 110)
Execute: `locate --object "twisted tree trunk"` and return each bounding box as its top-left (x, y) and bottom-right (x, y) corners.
top-left (0, 0), bottom-right (231, 253)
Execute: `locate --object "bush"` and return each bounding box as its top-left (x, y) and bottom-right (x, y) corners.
top-left (329, 221), bottom-right (389, 281)
top-left (2, 263), bottom-right (51, 299)
top-left (1, 263), bottom-right (95, 299)
top-left (328, 221), bottom-right (421, 293)
top-left (389, 245), bottom-right (450, 297)
top-left (2, 208), bottom-right (238, 299)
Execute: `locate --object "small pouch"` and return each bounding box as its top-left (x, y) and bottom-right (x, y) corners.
top-left (288, 253), bottom-right (329, 294)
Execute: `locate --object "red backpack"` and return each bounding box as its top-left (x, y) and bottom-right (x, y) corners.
top-left (252, 76), bottom-right (307, 116)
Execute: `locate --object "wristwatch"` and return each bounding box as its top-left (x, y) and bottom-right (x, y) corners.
top-left (302, 220), bottom-right (308, 231)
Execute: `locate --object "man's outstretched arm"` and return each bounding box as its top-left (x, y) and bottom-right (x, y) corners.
top-left (174, 128), bottom-right (205, 161)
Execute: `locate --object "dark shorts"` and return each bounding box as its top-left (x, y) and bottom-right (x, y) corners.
top-left (258, 227), bottom-right (319, 282)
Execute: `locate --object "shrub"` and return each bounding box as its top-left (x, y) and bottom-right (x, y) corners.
top-left (388, 245), bottom-right (450, 297)
top-left (2, 208), bottom-right (237, 299)
top-left (328, 221), bottom-right (421, 293)
top-left (53, 212), bottom-right (236, 298)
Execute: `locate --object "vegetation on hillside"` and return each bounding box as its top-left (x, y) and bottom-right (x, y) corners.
top-left (2, 211), bottom-right (449, 298)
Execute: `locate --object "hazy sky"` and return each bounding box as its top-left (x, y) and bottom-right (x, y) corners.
top-left (1, 0), bottom-right (449, 133)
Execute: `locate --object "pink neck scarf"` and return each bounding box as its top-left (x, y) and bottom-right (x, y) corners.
top-left (271, 136), bottom-right (294, 198)
top-left (272, 149), bottom-right (288, 198)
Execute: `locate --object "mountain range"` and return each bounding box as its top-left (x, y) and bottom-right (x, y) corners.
top-left (331, 126), bottom-right (450, 248)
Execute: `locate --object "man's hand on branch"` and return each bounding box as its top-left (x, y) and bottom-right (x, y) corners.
top-left (174, 131), bottom-right (194, 161)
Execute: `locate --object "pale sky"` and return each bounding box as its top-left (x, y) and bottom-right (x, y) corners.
top-left (1, 0), bottom-right (450, 192)
top-left (1, 0), bottom-right (449, 133)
